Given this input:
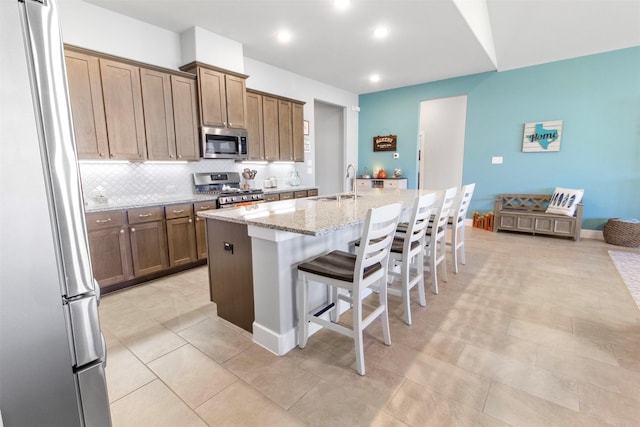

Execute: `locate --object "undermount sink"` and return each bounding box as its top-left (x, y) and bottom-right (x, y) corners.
top-left (315, 193), bottom-right (363, 201)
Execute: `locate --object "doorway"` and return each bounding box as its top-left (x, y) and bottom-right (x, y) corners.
top-left (418, 95), bottom-right (467, 190)
top-left (314, 100), bottom-right (345, 195)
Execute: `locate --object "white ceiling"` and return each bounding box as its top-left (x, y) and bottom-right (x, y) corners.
top-left (82, 0), bottom-right (640, 94)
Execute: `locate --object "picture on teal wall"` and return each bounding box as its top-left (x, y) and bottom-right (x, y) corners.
top-left (522, 120), bottom-right (563, 152)
top-left (373, 135), bottom-right (397, 151)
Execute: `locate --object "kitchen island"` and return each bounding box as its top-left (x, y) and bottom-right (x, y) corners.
top-left (199, 188), bottom-right (438, 355)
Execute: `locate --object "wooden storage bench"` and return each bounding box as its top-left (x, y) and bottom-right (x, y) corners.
top-left (494, 194), bottom-right (583, 241)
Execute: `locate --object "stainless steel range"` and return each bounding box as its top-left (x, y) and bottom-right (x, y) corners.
top-left (193, 172), bottom-right (264, 208)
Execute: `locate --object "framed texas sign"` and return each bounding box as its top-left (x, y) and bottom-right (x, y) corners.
top-left (522, 120), bottom-right (563, 152)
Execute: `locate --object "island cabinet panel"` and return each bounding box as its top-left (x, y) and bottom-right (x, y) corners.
top-left (86, 211), bottom-right (132, 288)
top-left (246, 91), bottom-right (265, 160)
top-left (278, 100), bottom-right (293, 161)
top-left (166, 204), bottom-right (197, 267)
top-left (99, 59), bottom-right (147, 161)
top-left (171, 76), bottom-right (200, 160)
top-left (262, 96), bottom-right (280, 161)
top-left (140, 68), bottom-right (176, 160)
top-left (292, 102), bottom-right (305, 162)
top-left (194, 201), bottom-right (216, 259)
top-left (127, 207), bottom-right (168, 276)
top-left (206, 219), bottom-right (254, 332)
top-left (64, 50), bottom-right (109, 159)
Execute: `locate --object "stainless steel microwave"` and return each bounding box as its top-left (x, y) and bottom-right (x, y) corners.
top-left (201, 127), bottom-right (248, 160)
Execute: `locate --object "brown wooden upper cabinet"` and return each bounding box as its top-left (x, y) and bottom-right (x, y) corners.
top-left (180, 62), bottom-right (248, 130)
top-left (99, 59), bottom-right (147, 161)
top-left (246, 89), bottom-right (305, 162)
top-left (64, 50), bottom-right (109, 159)
top-left (140, 69), bottom-right (199, 161)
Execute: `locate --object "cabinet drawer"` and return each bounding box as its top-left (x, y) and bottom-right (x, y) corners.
top-left (294, 190), bottom-right (308, 199)
top-left (194, 200), bottom-right (217, 212)
top-left (307, 188), bottom-right (318, 197)
top-left (165, 203), bottom-right (193, 219)
top-left (279, 192), bottom-right (294, 200)
top-left (263, 194), bottom-right (279, 202)
top-left (356, 180), bottom-right (371, 189)
top-left (127, 206), bottom-right (164, 224)
top-left (86, 210), bottom-right (126, 231)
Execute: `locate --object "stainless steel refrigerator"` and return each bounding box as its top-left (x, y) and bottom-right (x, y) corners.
top-left (0, 0), bottom-right (111, 425)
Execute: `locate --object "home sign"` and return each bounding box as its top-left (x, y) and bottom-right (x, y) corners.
top-left (373, 135), bottom-right (397, 152)
top-left (522, 120), bottom-right (563, 152)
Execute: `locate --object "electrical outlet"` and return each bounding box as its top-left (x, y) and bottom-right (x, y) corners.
top-left (393, 152), bottom-right (399, 159)
top-left (491, 156), bottom-right (503, 164)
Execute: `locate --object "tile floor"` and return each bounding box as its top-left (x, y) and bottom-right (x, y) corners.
top-left (99, 228), bottom-right (640, 426)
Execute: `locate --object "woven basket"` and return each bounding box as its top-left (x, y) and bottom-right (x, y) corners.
top-left (603, 219), bottom-right (640, 247)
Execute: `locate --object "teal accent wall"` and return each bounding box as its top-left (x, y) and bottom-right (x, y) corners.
top-left (359, 47), bottom-right (640, 230)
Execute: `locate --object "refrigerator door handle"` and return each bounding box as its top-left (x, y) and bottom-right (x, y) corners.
top-left (66, 296), bottom-right (103, 368)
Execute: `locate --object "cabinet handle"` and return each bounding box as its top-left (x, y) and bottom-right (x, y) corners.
top-left (138, 213), bottom-right (152, 218)
top-left (196, 217), bottom-right (202, 222)
top-left (131, 227), bottom-right (136, 232)
top-left (95, 218), bottom-right (111, 224)
top-left (120, 229), bottom-right (125, 234)
top-left (169, 154), bottom-right (174, 158)
top-left (99, 153), bottom-right (105, 157)
top-left (172, 209), bottom-right (184, 214)
top-left (198, 206), bottom-right (211, 210)
top-left (188, 218), bottom-right (193, 223)
top-left (178, 155), bottom-right (182, 159)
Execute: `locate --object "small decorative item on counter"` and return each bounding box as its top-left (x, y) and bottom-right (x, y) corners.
top-left (269, 176), bottom-right (278, 188)
top-left (393, 168), bottom-right (402, 178)
top-left (242, 168), bottom-right (257, 189)
top-left (377, 169), bottom-right (387, 179)
top-left (288, 169), bottom-right (302, 187)
top-left (92, 186), bottom-right (108, 204)
top-left (361, 167), bottom-right (371, 179)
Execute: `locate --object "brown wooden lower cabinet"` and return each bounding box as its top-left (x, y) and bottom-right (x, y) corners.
top-left (129, 220), bottom-right (169, 277)
top-left (166, 216), bottom-right (197, 266)
top-left (86, 211), bottom-right (133, 288)
top-left (206, 219), bottom-right (254, 332)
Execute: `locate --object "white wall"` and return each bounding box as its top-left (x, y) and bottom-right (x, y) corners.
top-left (56, 0), bottom-right (359, 190)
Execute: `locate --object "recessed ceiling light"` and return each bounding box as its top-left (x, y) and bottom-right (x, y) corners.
top-left (370, 74), bottom-right (380, 83)
top-left (373, 26), bottom-right (388, 39)
top-left (277, 30), bottom-right (292, 43)
top-left (334, 0), bottom-right (350, 10)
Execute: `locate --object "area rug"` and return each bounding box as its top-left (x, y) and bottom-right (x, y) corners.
top-left (609, 250), bottom-right (640, 310)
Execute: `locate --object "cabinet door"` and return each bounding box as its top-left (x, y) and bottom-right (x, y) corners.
top-left (87, 226), bottom-right (132, 287)
top-left (262, 96), bottom-right (279, 161)
top-left (292, 102), bottom-right (305, 162)
top-left (279, 192), bottom-right (294, 200)
top-left (225, 75), bottom-right (247, 129)
top-left (197, 68), bottom-right (226, 127)
top-left (278, 100), bottom-right (293, 161)
top-left (140, 68), bottom-right (176, 160)
top-left (171, 75), bottom-right (200, 161)
top-left (356, 179), bottom-right (371, 189)
top-left (246, 92), bottom-right (264, 160)
top-left (99, 59), bottom-right (147, 160)
top-left (166, 217), bottom-right (197, 267)
top-left (294, 191), bottom-right (308, 199)
top-left (64, 50), bottom-right (109, 159)
top-left (194, 201), bottom-right (216, 260)
top-left (129, 221), bottom-right (169, 276)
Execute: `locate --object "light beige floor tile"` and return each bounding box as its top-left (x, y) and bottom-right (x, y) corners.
top-left (483, 381), bottom-right (608, 427)
top-left (578, 381), bottom-right (640, 427)
top-left (161, 306), bottom-right (212, 333)
top-left (571, 316), bottom-right (640, 347)
top-left (612, 341), bottom-right (640, 372)
top-left (110, 379), bottom-right (206, 427)
top-left (118, 323), bottom-right (187, 363)
top-left (195, 381), bottom-right (304, 426)
top-left (105, 339), bottom-right (156, 403)
top-left (148, 344), bottom-right (238, 409)
top-left (178, 317), bottom-right (253, 364)
top-left (507, 318), bottom-right (619, 366)
top-left (377, 343), bottom-right (491, 411)
top-left (536, 346), bottom-right (640, 399)
top-left (386, 379), bottom-right (509, 427)
top-left (457, 344), bottom-right (579, 411)
top-left (223, 345), bottom-right (321, 409)
top-left (288, 368), bottom-right (404, 427)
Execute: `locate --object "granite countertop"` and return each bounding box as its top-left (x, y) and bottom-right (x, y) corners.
top-left (198, 189), bottom-right (440, 236)
top-left (84, 194), bottom-right (218, 213)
